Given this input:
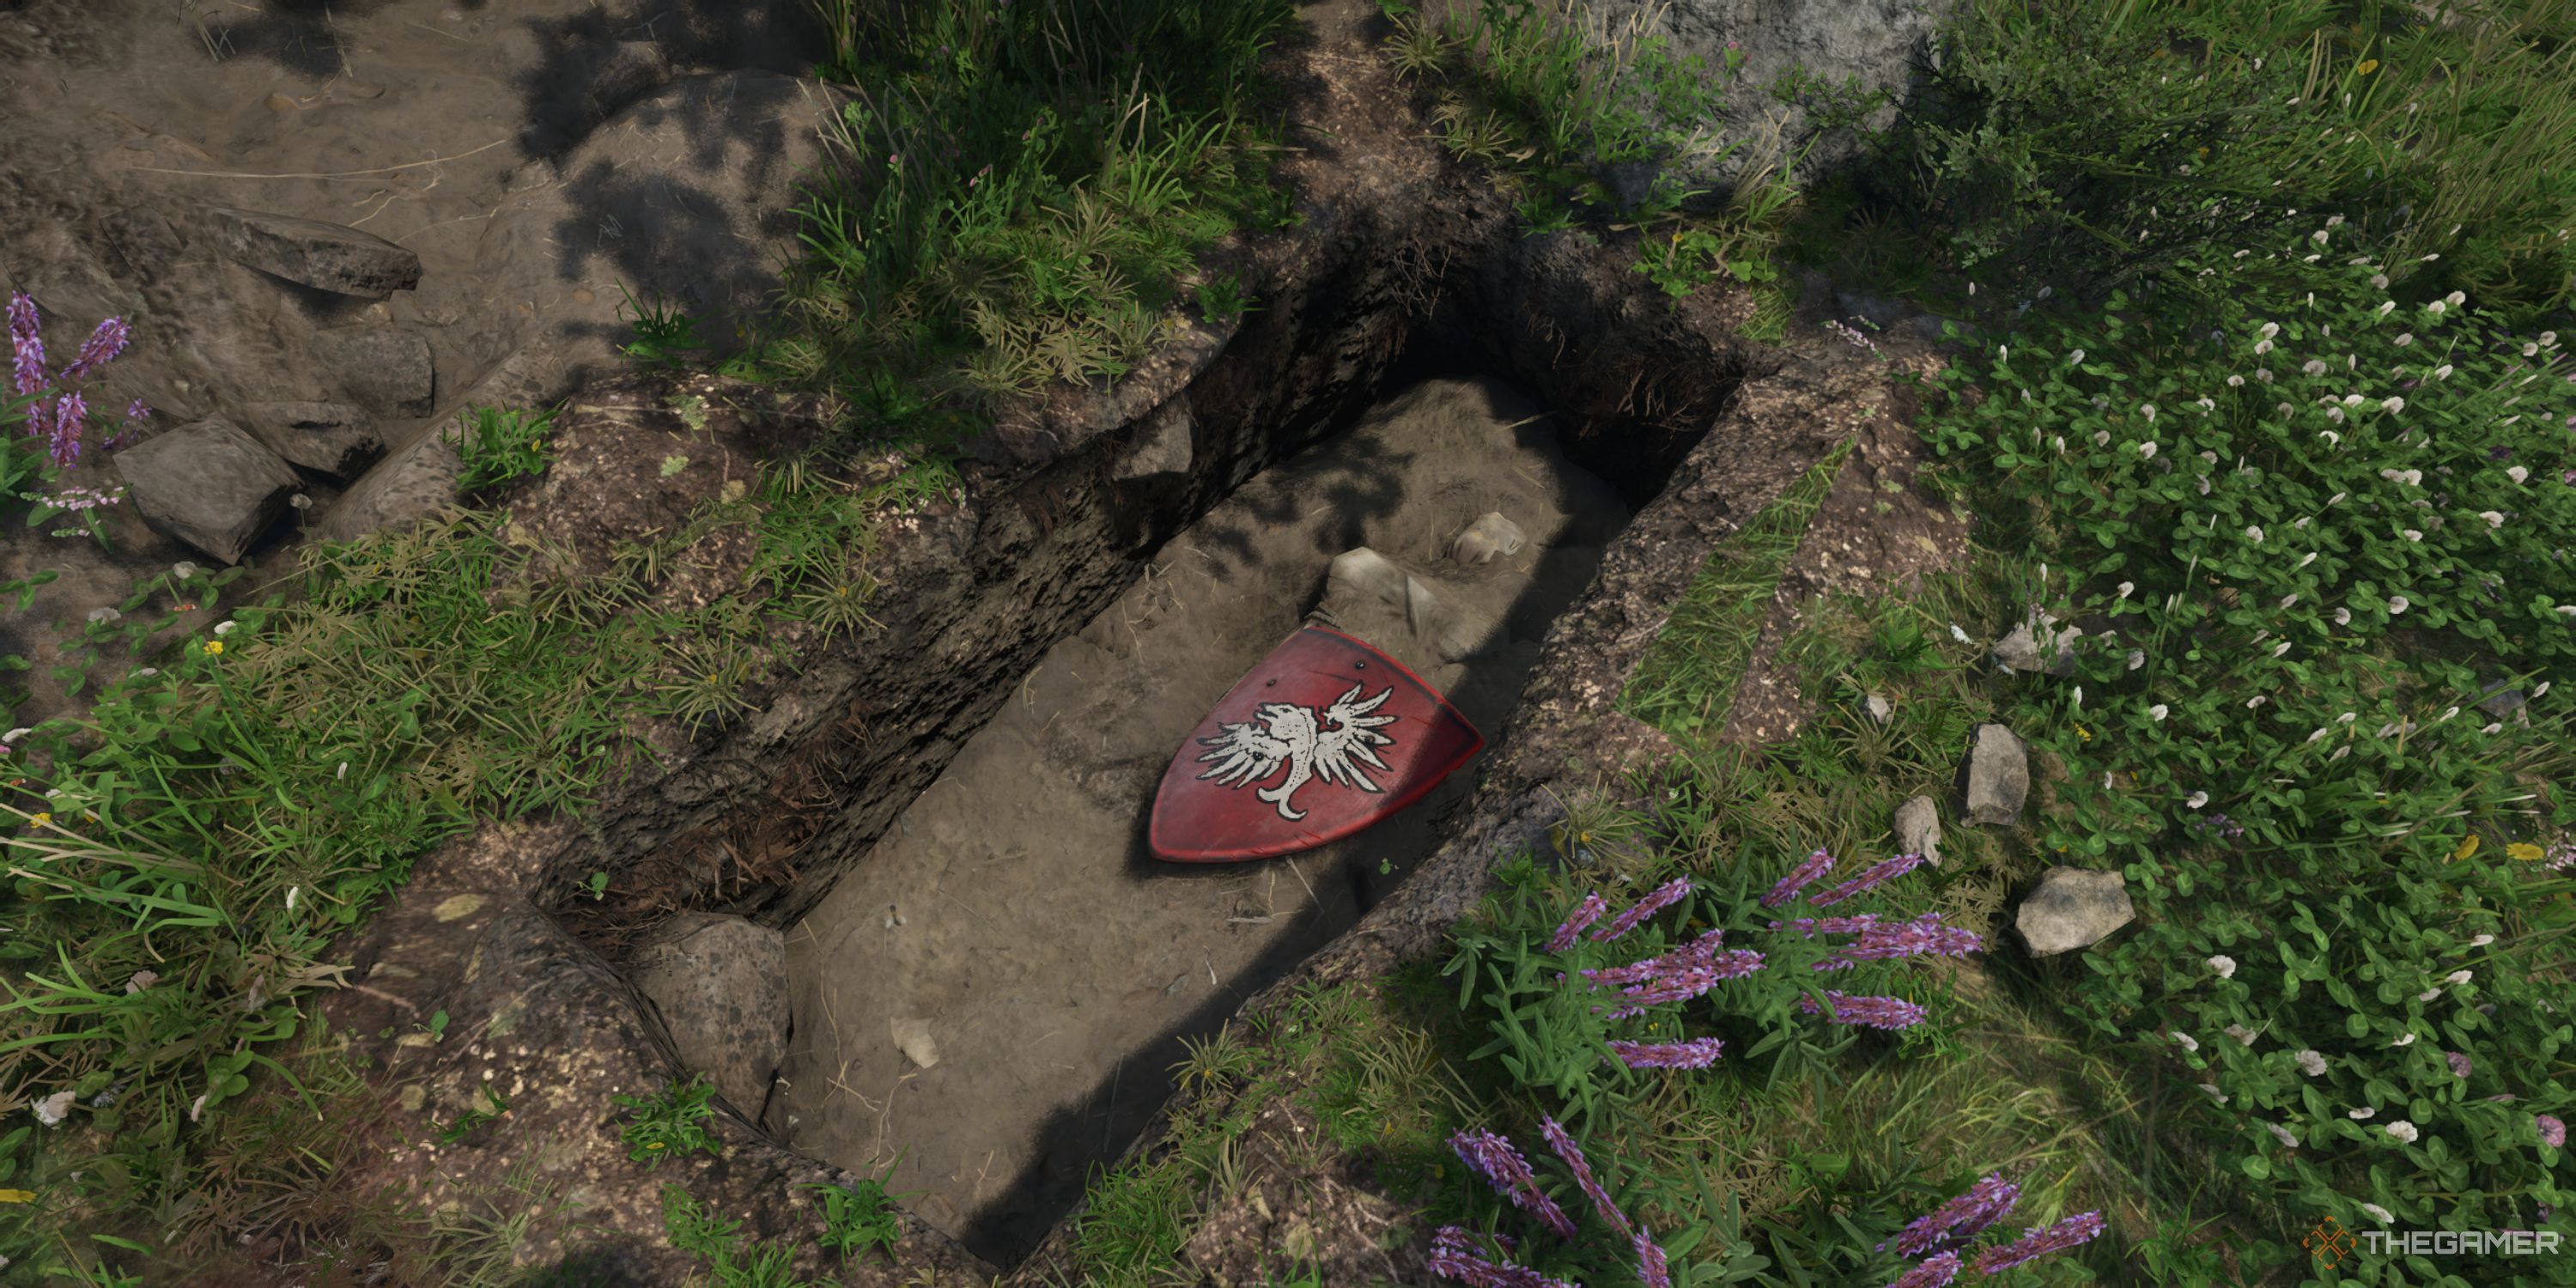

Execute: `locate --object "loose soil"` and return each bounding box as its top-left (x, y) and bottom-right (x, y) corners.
top-left (769, 374), bottom-right (1629, 1262)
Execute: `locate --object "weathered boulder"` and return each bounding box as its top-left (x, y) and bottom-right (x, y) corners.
top-left (626, 912), bottom-right (790, 1118)
top-left (313, 422), bottom-right (464, 544)
top-left (234, 400), bottom-right (385, 482)
top-left (1893, 793), bottom-right (1941, 866)
top-left (307, 325), bottom-right (435, 418)
top-left (1589, 0), bottom-right (1962, 201)
top-left (204, 206), bottom-right (424, 298)
top-left (1961, 723), bottom-right (2027, 826)
top-left (112, 417), bottom-right (299, 563)
top-left (2016, 866), bottom-right (2135, 956)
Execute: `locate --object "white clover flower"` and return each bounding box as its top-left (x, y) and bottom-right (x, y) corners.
top-left (2257, 368), bottom-right (2275, 383)
top-left (2258, 322), bottom-right (2281, 339)
top-left (2350, 1107), bottom-right (2377, 1120)
top-left (32, 1091), bottom-right (76, 1127)
top-left (189, 1093), bottom-right (208, 1124)
top-left (2403, 529), bottom-right (2423, 542)
top-left (2142, 404), bottom-right (2158, 422)
top-left (2361, 1203), bottom-right (2394, 1224)
top-left (2337, 712), bottom-right (2358, 724)
top-left (2069, 349), bottom-right (2086, 364)
top-left (2201, 1083), bottom-right (2230, 1103)
top-left (3, 727), bottom-right (30, 744)
top-left (2427, 301), bottom-right (2447, 315)
top-left (2388, 595), bottom-right (2409, 614)
top-left (2387, 1121), bottom-right (2421, 1144)
top-left (2393, 332), bottom-right (2414, 347)
top-left (2151, 704), bottom-right (2169, 721)
top-left (2225, 1024), bottom-right (2258, 1045)
top-left (2508, 465), bottom-right (2530, 484)
top-left (2445, 290), bottom-right (2465, 306)
top-left (2272, 641), bottom-right (2292, 657)
top-left (2298, 552), bottom-right (2318, 569)
top-left (2439, 706), bottom-right (2459, 720)
top-left (2245, 526), bottom-right (2264, 544)
top-left (2309, 728), bottom-right (2330, 743)
top-left (2470, 933), bottom-right (2495, 947)
top-left (2336, 609), bottom-right (2353, 628)
top-left (2196, 397), bottom-right (2215, 414)
top-left (172, 561), bottom-right (200, 580)
top-left (88, 606), bottom-right (119, 625)
top-left (2329, 491), bottom-right (2347, 505)
top-left (2434, 363), bottom-right (2454, 380)
top-left (2117, 581), bottom-right (2136, 599)
top-left (2226, 373), bottom-right (2245, 387)
top-left (2247, 696), bottom-right (2267, 708)
top-left (2139, 440), bottom-right (2159, 459)
top-left (2093, 429), bottom-right (2112, 447)
top-left (2052, 435), bottom-right (2065, 453)
top-left (2280, 592), bottom-right (2300, 609)
top-left (2187, 790), bottom-right (2209, 809)
top-left (2331, 745), bottom-right (2351, 760)
top-left (2447, 969), bottom-right (2471, 986)
top-left (2382, 396), bottom-right (2406, 413)
top-left (2342, 393), bottom-right (2366, 408)
top-left (2296, 1049), bottom-right (2328, 1077)
top-left (2267, 1121), bottom-right (2300, 1148)
top-left (2377, 301), bottom-right (2397, 317)
top-left (2326, 407), bottom-right (2345, 422)
top-left (2170, 1030), bottom-right (2199, 1052)
top-left (212, 620), bottom-right (236, 637)
top-left (2395, 1032), bottom-right (2419, 1047)
top-left (2304, 359), bottom-right (2330, 376)
top-left (2481, 511), bottom-right (2505, 528)
top-left (2537, 683), bottom-right (2553, 698)
top-left (2127, 649), bottom-right (2145, 671)
top-left (1950, 624), bottom-right (1972, 645)
top-left (2208, 955), bottom-right (2237, 978)
top-left (2073, 686), bottom-right (2084, 711)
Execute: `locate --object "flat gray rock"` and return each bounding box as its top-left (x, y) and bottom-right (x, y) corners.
top-left (2017, 866), bottom-right (2135, 956)
top-left (1893, 793), bottom-right (1942, 866)
top-left (315, 422), bottom-right (464, 545)
top-left (205, 206), bottom-right (424, 298)
top-left (235, 400), bottom-right (384, 483)
top-left (307, 326), bottom-right (435, 418)
top-left (112, 417), bottom-right (300, 564)
top-left (1962, 723), bottom-right (2028, 826)
top-left (626, 912), bottom-right (789, 1119)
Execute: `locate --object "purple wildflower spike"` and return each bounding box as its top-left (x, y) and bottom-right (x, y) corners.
top-left (1602, 966), bottom-right (1722, 1018)
top-left (1816, 914), bottom-right (1981, 971)
top-left (1798, 992), bottom-right (1929, 1030)
top-left (1539, 1116), bottom-right (1632, 1236)
top-left (1579, 930), bottom-right (1730, 988)
top-left (1766, 914), bottom-right (1880, 939)
top-left (1449, 1129), bottom-right (1578, 1240)
top-left (1548, 893), bottom-right (1608, 952)
top-left (1967, 1211), bottom-right (2107, 1273)
top-left (100, 399), bottom-right (149, 453)
top-left (1632, 1228), bottom-right (1671, 1288)
top-left (8, 292), bottom-right (45, 398)
top-left (1880, 1173), bottom-right (2020, 1257)
top-left (58, 316), bottom-right (130, 384)
top-left (1427, 1225), bottom-right (1580, 1288)
top-left (1886, 1251), bottom-right (1962, 1288)
top-left (1607, 1037), bottom-right (1725, 1069)
top-left (1762, 849), bottom-right (1835, 908)
top-left (1590, 878), bottom-right (1693, 944)
top-left (1808, 853), bottom-right (1929, 908)
top-left (47, 389), bottom-right (88, 466)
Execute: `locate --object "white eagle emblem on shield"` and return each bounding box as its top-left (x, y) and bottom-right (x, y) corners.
top-left (1193, 683), bottom-right (1400, 822)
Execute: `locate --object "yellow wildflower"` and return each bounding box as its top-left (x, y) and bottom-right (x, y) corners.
top-left (204, 640), bottom-right (223, 656)
top-left (2507, 842), bottom-right (2545, 861)
top-left (27, 812), bottom-right (49, 829)
top-left (0, 1188), bottom-right (32, 1204)
top-left (2453, 835), bottom-right (2480, 860)
top-left (2356, 59), bottom-right (2379, 75)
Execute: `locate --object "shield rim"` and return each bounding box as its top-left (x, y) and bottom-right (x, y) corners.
top-left (1147, 624), bottom-right (1485, 863)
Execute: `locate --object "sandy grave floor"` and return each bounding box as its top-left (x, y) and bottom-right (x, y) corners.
top-left (768, 374), bottom-right (1631, 1261)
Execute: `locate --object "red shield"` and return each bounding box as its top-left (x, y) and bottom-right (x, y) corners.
top-left (1149, 625), bottom-right (1485, 863)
